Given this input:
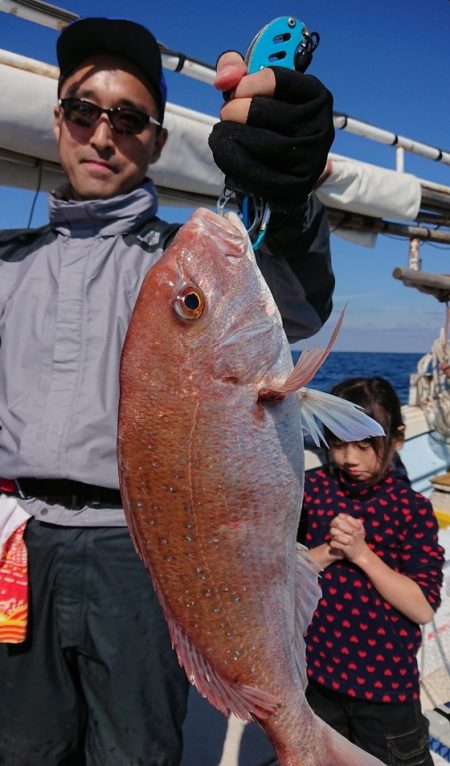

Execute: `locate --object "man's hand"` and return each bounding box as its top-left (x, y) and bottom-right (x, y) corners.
top-left (208, 51), bottom-right (334, 206)
top-left (214, 51), bottom-right (248, 97)
top-left (215, 51), bottom-right (276, 122)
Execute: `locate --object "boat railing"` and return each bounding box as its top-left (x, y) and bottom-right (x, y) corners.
top-left (1, 0), bottom-right (449, 171)
top-left (1, 0), bottom-right (449, 249)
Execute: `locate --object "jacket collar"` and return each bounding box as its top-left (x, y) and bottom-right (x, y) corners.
top-left (48, 179), bottom-right (158, 237)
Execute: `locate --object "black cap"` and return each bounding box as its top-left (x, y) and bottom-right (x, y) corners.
top-left (57, 18), bottom-right (167, 119)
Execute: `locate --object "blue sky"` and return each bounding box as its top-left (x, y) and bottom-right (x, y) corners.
top-left (0, 0), bottom-right (449, 352)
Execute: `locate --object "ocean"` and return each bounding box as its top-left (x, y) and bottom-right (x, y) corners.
top-left (290, 351), bottom-right (424, 405)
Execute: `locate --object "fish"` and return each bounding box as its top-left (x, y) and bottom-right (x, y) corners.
top-left (117, 208), bottom-right (385, 766)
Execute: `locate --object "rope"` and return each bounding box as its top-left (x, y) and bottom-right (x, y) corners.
top-left (414, 303), bottom-right (450, 441)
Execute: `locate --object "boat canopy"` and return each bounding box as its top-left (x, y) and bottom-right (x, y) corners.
top-left (0, 49), bottom-right (449, 248)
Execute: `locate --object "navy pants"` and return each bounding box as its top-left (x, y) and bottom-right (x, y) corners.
top-left (0, 520), bottom-right (189, 766)
top-left (306, 681), bottom-right (433, 766)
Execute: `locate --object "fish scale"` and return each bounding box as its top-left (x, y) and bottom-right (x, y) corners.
top-left (118, 207), bottom-right (385, 765)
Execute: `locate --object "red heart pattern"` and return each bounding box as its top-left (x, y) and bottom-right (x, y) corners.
top-left (300, 467), bottom-right (445, 703)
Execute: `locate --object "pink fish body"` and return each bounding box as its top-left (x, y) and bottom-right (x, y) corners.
top-left (118, 208), bottom-right (384, 765)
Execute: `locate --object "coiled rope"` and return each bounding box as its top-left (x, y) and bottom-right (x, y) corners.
top-left (415, 304), bottom-right (450, 441)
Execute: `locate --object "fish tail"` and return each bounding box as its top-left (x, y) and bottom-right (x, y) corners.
top-left (277, 716), bottom-right (386, 766)
top-left (316, 722), bottom-right (387, 766)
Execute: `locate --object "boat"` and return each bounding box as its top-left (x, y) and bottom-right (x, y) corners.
top-left (0, 2), bottom-right (449, 763)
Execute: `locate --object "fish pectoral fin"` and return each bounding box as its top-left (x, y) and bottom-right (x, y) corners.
top-left (169, 615), bottom-right (279, 721)
top-left (258, 308), bottom-right (346, 401)
top-left (295, 544), bottom-right (322, 685)
top-left (299, 388), bottom-right (385, 447)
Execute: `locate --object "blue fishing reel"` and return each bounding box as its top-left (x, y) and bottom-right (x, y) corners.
top-left (245, 16), bottom-right (319, 75)
top-left (217, 16), bottom-right (320, 249)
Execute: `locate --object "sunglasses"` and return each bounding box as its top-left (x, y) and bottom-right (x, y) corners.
top-left (58, 98), bottom-right (161, 136)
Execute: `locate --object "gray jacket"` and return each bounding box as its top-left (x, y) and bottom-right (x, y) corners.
top-left (0, 181), bottom-right (334, 525)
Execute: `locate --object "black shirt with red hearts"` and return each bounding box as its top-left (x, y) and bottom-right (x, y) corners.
top-left (301, 466), bottom-right (444, 703)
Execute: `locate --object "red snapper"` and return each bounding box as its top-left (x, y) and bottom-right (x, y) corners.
top-left (118, 208), bottom-right (384, 766)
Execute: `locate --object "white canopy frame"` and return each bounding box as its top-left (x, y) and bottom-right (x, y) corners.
top-left (0, 1), bottom-right (449, 248)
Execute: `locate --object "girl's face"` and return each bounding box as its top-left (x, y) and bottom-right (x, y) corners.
top-left (331, 430), bottom-right (404, 483)
top-left (331, 440), bottom-right (382, 482)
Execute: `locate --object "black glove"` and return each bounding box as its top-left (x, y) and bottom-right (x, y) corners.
top-left (208, 68), bottom-right (334, 207)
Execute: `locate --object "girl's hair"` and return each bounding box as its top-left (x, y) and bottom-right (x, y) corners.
top-left (325, 376), bottom-right (405, 475)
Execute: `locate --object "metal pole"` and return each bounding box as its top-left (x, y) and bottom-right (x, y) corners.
top-left (333, 113), bottom-right (450, 167)
top-left (396, 146), bottom-right (405, 173)
top-left (408, 238), bottom-right (422, 271)
top-left (1, 0), bottom-right (449, 165)
top-left (0, 0), bottom-right (76, 28)
top-left (392, 268), bottom-right (450, 301)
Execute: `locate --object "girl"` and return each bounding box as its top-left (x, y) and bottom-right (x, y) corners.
top-left (299, 376), bottom-right (444, 766)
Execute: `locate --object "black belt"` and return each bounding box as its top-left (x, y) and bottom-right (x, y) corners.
top-left (16, 478), bottom-right (123, 510)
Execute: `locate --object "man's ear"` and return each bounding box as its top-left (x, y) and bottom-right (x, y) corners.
top-left (148, 127), bottom-right (168, 165)
top-left (53, 103), bottom-right (63, 142)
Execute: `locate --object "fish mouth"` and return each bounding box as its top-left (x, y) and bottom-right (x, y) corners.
top-left (220, 317), bottom-right (277, 348)
top-left (192, 209), bottom-right (249, 259)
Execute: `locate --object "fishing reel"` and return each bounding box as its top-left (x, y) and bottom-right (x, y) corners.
top-left (245, 16), bottom-right (319, 75)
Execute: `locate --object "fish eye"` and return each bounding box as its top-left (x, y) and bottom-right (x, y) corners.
top-left (174, 286), bottom-right (205, 320)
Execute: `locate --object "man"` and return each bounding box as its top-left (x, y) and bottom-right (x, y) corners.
top-left (0, 16), bottom-right (335, 766)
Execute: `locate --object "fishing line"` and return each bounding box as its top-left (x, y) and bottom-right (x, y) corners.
top-left (26, 160), bottom-right (43, 228)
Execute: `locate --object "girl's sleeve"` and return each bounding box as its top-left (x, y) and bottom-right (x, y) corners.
top-left (297, 483), bottom-right (310, 545)
top-left (298, 470), bottom-right (327, 546)
top-left (398, 489), bottom-right (445, 611)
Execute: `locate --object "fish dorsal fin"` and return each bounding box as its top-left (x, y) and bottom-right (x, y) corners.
top-left (294, 544), bottom-right (322, 685)
top-left (167, 612), bottom-right (279, 722)
top-left (299, 388), bottom-right (385, 447)
top-left (258, 308), bottom-right (345, 401)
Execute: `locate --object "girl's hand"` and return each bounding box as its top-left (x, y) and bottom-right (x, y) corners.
top-left (306, 542), bottom-right (345, 572)
top-left (329, 513), bottom-right (368, 564)
top-left (328, 513), bottom-right (436, 624)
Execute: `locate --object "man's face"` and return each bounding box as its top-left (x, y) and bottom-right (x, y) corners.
top-left (54, 55), bottom-right (167, 199)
